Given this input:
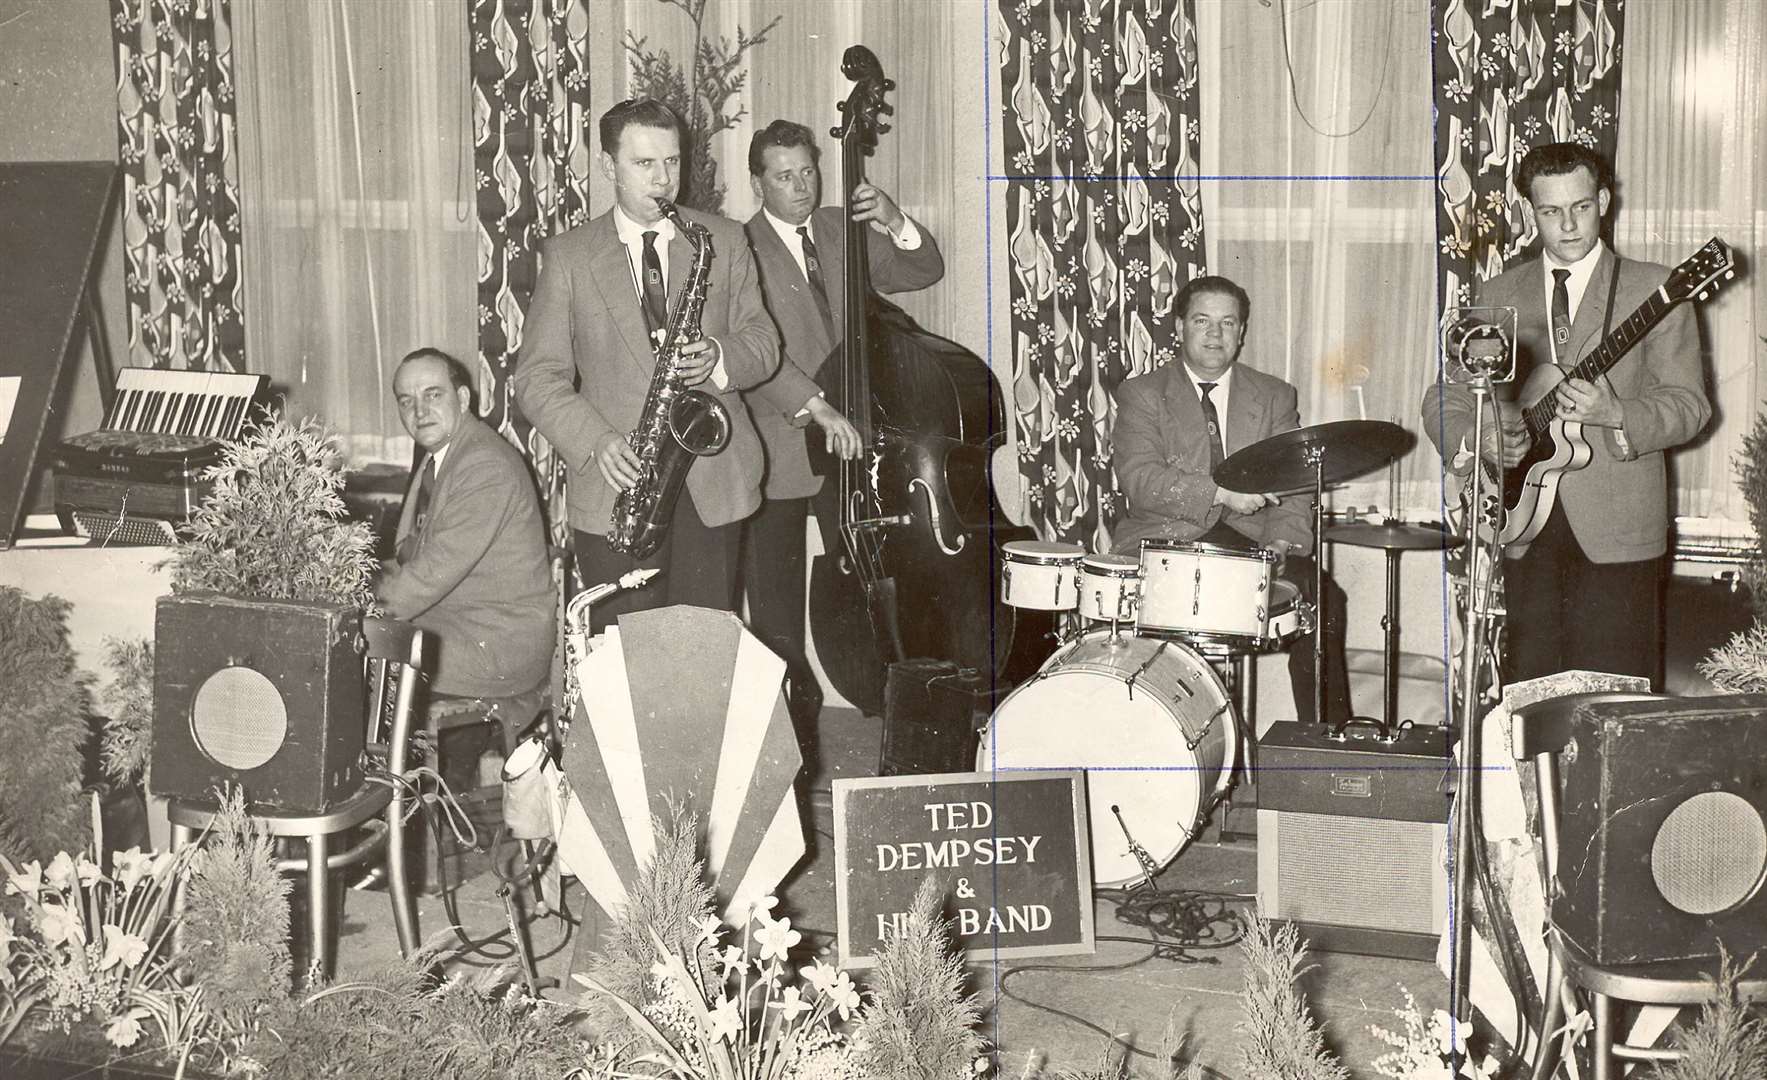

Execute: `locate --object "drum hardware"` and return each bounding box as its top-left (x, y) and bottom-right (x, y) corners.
top-left (1214, 419), bottom-right (1413, 729)
top-left (1323, 520), bottom-right (1463, 741)
top-left (1111, 803), bottom-right (1167, 892)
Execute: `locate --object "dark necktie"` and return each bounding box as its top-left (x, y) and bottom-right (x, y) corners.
top-left (798, 225), bottom-right (836, 340)
top-left (1199, 382), bottom-right (1226, 470)
top-left (1550, 267), bottom-right (1573, 362)
top-left (640, 230), bottom-right (668, 340)
top-left (397, 456), bottom-right (436, 564)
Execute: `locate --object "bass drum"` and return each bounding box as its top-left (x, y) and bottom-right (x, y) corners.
top-left (976, 631), bottom-right (1237, 887)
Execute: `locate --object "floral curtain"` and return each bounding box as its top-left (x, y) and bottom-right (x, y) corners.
top-left (997, 0), bottom-right (1208, 551)
top-left (1433, 0), bottom-right (1626, 311)
top-left (110, 0), bottom-right (246, 372)
top-left (469, 0), bottom-right (594, 545)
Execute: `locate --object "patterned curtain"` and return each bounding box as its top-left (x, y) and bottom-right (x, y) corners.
top-left (469, 0), bottom-right (594, 545)
top-left (997, 0), bottom-right (1208, 551)
top-left (110, 0), bottom-right (246, 372)
top-left (1433, 0), bottom-right (1626, 311)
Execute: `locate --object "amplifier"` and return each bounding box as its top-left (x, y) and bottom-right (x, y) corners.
top-left (1256, 721), bottom-right (1452, 960)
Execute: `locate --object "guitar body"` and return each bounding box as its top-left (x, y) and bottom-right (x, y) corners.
top-left (1458, 236), bottom-right (1737, 557)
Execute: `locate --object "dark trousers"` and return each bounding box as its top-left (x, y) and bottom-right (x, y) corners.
top-left (739, 496), bottom-right (821, 754)
top-left (573, 494), bottom-right (741, 636)
top-left (1502, 503), bottom-right (1663, 689)
top-left (1201, 521), bottom-right (1353, 725)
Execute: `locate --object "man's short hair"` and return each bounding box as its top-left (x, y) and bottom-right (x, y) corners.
top-left (1176, 274), bottom-right (1251, 322)
top-left (748, 120), bottom-right (820, 176)
top-left (598, 98), bottom-right (683, 156)
top-left (399, 347), bottom-right (473, 398)
top-left (1517, 141), bottom-right (1613, 199)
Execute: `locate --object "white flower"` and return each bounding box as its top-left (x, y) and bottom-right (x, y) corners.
top-left (827, 970), bottom-right (862, 1020)
top-left (696, 914), bottom-right (724, 945)
top-left (709, 994), bottom-right (743, 1043)
top-left (37, 902), bottom-right (84, 946)
top-left (750, 895), bottom-right (779, 920)
top-left (754, 916), bottom-right (801, 963)
top-left (717, 944), bottom-right (747, 979)
top-left (4, 859), bottom-right (42, 900)
top-left (801, 960), bottom-right (840, 997)
top-left (76, 855), bottom-right (103, 889)
top-left (771, 984), bottom-right (812, 1021)
top-left (105, 1007), bottom-right (150, 1048)
top-left (45, 851), bottom-right (78, 891)
top-left (101, 925), bottom-right (149, 970)
top-left (112, 848), bottom-right (151, 892)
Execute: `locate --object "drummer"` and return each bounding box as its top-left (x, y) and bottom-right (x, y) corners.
top-left (1110, 274), bottom-right (1353, 725)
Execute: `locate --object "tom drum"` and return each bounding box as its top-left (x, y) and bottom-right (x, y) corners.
top-left (1077, 553), bottom-right (1141, 624)
top-left (1000, 540), bottom-right (1083, 611)
top-left (1137, 540), bottom-right (1276, 646)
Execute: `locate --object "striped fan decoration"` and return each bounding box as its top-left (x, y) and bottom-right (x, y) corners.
top-left (550, 605), bottom-right (806, 922)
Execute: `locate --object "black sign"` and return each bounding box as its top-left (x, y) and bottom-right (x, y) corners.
top-left (831, 770), bottom-right (1094, 968)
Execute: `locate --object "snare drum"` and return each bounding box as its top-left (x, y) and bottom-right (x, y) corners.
top-left (1000, 540), bottom-right (1083, 611)
top-left (977, 631), bottom-right (1237, 886)
top-left (1077, 553), bottom-right (1141, 623)
top-left (1263, 579), bottom-right (1306, 642)
top-left (1136, 540), bottom-right (1276, 645)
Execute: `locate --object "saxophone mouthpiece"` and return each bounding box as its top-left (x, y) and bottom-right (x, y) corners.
top-left (654, 197), bottom-right (684, 225)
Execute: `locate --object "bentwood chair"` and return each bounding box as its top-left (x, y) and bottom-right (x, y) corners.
top-left (170, 616), bottom-right (424, 977)
top-left (1515, 692), bottom-right (1767, 1080)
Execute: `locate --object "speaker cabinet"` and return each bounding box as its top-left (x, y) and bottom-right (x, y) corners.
top-left (151, 593), bottom-right (366, 814)
top-left (880, 659), bottom-right (988, 776)
top-left (1256, 721), bottom-right (1452, 960)
top-left (1555, 695), bottom-right (1767, 965)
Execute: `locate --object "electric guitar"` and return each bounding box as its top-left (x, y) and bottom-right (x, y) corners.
top-left (1464, 236), bottom-right (1735, 555)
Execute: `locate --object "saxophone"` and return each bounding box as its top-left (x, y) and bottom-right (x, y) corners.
top-left (608, 199), bottom-right (732, 558)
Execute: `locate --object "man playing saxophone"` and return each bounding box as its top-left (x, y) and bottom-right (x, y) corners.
top-left (515, 99), bottom-right (779, 633)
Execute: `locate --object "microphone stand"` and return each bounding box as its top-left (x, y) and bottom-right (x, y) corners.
top-left (1449, 371), bottom-right (1501, 1048)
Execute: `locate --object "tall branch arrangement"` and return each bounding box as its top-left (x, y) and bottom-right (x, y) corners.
top-left (625, 0), bottom-right (780, 215)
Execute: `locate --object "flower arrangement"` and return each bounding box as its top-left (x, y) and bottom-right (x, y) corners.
top-left (1368, 989), bottom-right (1499, 1080)
top-left (576, 898), bottom-right (864, 1079)
top-left (0, 836), bottom-right (202, 1056)
top-left (98, 637), bottom-right (155, 788)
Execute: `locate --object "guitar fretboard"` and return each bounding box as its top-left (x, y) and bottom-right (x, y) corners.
top-left (1521, 286), bottom-right (1673, 437)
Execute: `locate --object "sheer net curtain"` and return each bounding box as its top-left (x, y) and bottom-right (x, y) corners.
top-left (233, 0), bottom-right (475, 464)
top-left (1614, 0), bottom-right (1767, 538)
top-left (1196, 0), bottom-right (1437, 515)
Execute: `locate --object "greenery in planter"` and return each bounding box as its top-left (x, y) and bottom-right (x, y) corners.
top-left (1703, 393), bottom-right (1767, 690)
top-left (98, 638), bottom-right (155, 789)
top-left (1235, 917), bottom-right (1347, 1080)
top-left (168, 411), bottom-right (375, 609)
top-left (0, 588), bottom-right (94, 864)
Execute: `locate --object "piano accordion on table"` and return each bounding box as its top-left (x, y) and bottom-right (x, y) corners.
top-left (54, 367), bottom-right (270, 544)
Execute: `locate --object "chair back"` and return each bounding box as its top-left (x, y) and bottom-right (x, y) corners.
top-left (363, 616), bottom-right (425, 781)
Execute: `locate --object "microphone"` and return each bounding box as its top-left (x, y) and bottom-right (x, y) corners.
top-left (1439, 306), bottom-right (1518, 384)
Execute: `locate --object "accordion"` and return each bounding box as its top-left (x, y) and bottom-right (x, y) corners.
top-left (54, 367), bottom-right (269, 544)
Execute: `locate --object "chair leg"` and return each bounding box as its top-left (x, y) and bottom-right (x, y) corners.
top-left (169, 823), bottom-right (196, 957)
top-left (1592, 992), bottom-right (1613, 1080)
top-left (1529, 950), bottom-right (1565, 1080)
top-left (386, 795), bottom-right (418, 957)
top-left (307, 832), bottom-right (331, 981)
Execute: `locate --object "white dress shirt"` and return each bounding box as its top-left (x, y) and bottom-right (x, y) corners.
top-left (611, 204), bottom-right (727, 389)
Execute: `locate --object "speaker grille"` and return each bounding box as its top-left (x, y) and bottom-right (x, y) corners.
top-left (1650, 791), bottom-right (1767, 916)
top-left (1274, 810), bottom-right (1441, 933)
top-left (191, 666), bottom-right (288, 771)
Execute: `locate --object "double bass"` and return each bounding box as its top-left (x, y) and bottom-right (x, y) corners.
top-left (806, 46), bottom-right (1042, 716)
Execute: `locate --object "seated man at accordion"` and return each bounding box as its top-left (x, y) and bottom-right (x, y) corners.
top-left (1110, 275), bottom-right (1352, 725)
top-left (377, 348), bottom-right (555, 745)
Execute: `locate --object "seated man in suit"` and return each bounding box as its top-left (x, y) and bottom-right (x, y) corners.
top-left (378, 347), bottom-right (555, 745)
top-left (1111, 275), bottom-right (1352, 725)
top-left (739, 118), bottom-right (945, 731)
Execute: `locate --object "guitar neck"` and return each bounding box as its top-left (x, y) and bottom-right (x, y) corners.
top-left (1521, 287), bottom-right (1672, 436)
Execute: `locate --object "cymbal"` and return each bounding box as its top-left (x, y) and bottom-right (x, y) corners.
top-left (1213, 420), bottom-right (1413, 494)
top-left (1325, 521), bottom-right (1465, 551)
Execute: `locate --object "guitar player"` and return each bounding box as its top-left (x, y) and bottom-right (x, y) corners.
top-left (1423, 142), bottom-right (1711, 689)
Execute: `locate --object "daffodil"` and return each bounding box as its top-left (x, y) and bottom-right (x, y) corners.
top-left (695, 914), bottom-right (723, 944)
top-left (113, 847), bottom-right (151, 892)
top-left (717, 943), bottom-right (747, 979)
top-left (771, 984), bottom-right (812, 1021)
top-left (101, 925), bottom-right (149, 970)
top-left (709, 994), bottom-right (743, 1043)
top-left (827, 970), bottom-right (862, 1021)
top-left (75, 854), bottom-right (103, 889)
top-left (37, 901), bottom-right (84, 946)
top-left (754, 915), bottom-right (800, 963)
top-left (3, 858), bottom-right (42, 900)
top-left (801, 960), bottom-right (840, 997)
top-left (104, 1007), bottom-right (150, 1048)
top-left (45, 851), bottom-right (77, 891)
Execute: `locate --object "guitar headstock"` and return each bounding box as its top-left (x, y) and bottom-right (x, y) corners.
top-left (1664, 237), bottom-right (1737, 304)
top-left (831, 45), bottom-right (895, 156)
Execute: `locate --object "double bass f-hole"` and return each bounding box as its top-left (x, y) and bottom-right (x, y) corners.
top-left (907, 477), bottom-right (964, 555)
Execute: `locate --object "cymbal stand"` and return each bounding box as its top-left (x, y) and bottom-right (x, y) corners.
top-left (1307, 443), bottom-right (1327, 730)
top-left (1449, 374), bottom-right (1501, 1043)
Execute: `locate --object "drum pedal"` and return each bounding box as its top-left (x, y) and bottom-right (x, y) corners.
top-left (1111, 803), bottom-right (1166, 893)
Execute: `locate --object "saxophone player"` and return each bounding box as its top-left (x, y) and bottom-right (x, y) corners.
top-left (515, 99), bottom-right (779, 634)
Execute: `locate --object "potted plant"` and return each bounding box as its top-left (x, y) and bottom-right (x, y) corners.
top-left (150, 412), bottom-right (378, 817)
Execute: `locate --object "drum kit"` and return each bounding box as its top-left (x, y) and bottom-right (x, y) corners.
top-left (978, 419), bottom-right (1457, 890)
